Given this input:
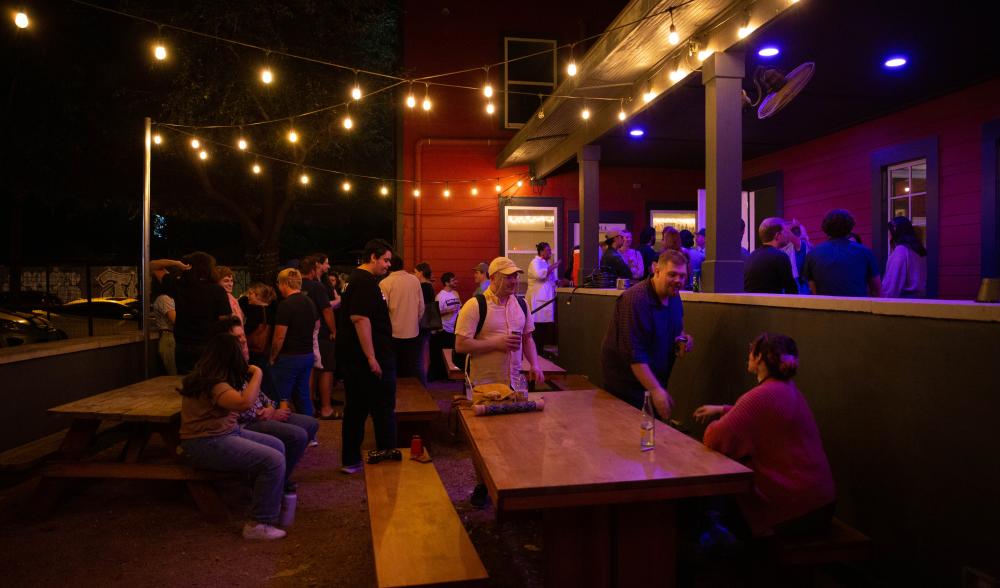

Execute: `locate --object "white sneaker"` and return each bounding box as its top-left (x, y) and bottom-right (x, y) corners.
top-left (308, 439), bottom-right (319, 448)
top-left (242, 522), bottom-right (287, 540)
top-left (340, 463), bottom-right (363, 475)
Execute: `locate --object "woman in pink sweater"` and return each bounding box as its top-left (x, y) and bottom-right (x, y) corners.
top-left (694, 333), bottom-right (835, 537)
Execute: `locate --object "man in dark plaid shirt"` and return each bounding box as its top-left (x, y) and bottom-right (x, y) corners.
top-left (600, 249), bottom-right (693, 419)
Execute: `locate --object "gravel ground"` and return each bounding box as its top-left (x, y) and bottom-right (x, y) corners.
top-left (0, 381), bottom-right (544, 588)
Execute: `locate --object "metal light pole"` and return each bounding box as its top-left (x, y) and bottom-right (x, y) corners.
top-left (142, 117), bottom-right (152, 378)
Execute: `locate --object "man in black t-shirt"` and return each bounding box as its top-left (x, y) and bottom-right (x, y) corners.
top-left (336, 238), bottom-right (396, 474)
top-left (744, 218), bottom-right (798, 294)
top-left (270, 268), bottom-right (318, 416)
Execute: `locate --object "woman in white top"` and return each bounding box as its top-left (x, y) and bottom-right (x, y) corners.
top-left (881, 216), bottom-right (927, 298)
top-left (526, 242), bottom-right (559, 349)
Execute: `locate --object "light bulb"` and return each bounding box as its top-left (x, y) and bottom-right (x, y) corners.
top-left (697, 49), bottom-right (714, 62)
top-left (668, 25), bottom-right (679, 46)
top-left (190, 138), bottom-right (200, 149)
top-left (406, 94), bottom-right (416, 108)
top-left (287, 130), bottom-right (298, 143)
top-left (237, 138), bottom-right (248, 150)
top-left (443, 188), bottom-right (451, 198)
top-left (252, 163), bottom-right (262, 174)
top-left (14, 12), bottom-right (28, 29)
top-left (483, 84), bottom-right (493, 98)
top-left (581, 108), bottom-right (590, 120)
top-left (618, 110), bottom-right (626, 121)
top-left (413, 188), bottom-right (421, 197)
top-left (567, 61), bottom-right (578, 77)
top-left (351, 85), bottom-right (362, 100)
top-left (300, 174), bottom-right (310, 185)
top-left (516, 180), bottom-right (524, 188)
top-left (670, 68), bottom-right (687, 82)
top-left (422, 97), bottom-right (432, 111)
top-left (261, 68), bottom-right (273, 84)
top-left (380, 185), bottom-right (389, 196)
top-left (738, 25), bottom-right (753, 39)
top-left (343, 115), bottom-right (353, 130)
top-left (485, 102), bottom-right (495, 115)
top-left (198, 150), bottom-right (208, 160)
top-left (154, 45), bottom-right (168, 61)
top-left (643, 89), bottom-right (656, 103)
top-left (495, 183), bottom-right (502, 193)
top-left (471, 187), bottom-right (479, 196)
top-left (341, 181), bottom-right (351, 192)
top-left (152, 134), bottom-right (162, 145)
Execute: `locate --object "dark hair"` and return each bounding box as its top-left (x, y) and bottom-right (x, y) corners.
top-left (299, 255), bottom-right (318, 276)
top-left (657, 249), bottom-right (689, 269)
top-left (536, 242), bottom-right (550, 255)
top-left (182, 251), bottom-right (217, 282)
top-left (389, 254), bottom-right (404, 272)
top-left (679, 230), bottom-right (695, 249)
top-left (310, 252), bottom-right (329, 265)
top-left (441, 272), bottom-right (455, 285)
top-left (888, 216), bottom-right (927, 257)
top-left (415, 262), bottom-right (432, 280)
top-left (363, 239), bottom-right (393, 263)
top-left (212, 315), bottom-right (243, 338)
top-left (750, 332), bottom-right (799, 381)
top-left (325, 272), bottom-right (342, 292)
top-left (638, 227), bottom-right (656, 246)
top-left (821, 209), bottom-right (856, 239)
top-left (180, 333), bottom-right (248, 398)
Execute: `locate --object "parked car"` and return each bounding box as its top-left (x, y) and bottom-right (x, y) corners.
top-left (58, 297), bottom-right (140, 321)
top-left (0, 308), bottom-right (68, 347)
top-left (0, 290), bottom-right (64, 312)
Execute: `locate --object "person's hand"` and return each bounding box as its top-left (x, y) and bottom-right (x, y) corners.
top-left (530, 367), bottom-right (546, 385)
top-left (328, 332), bottom-right (336, 341)
top-left (258, 405), bottom-right (275, 421)
top-left (650, 387), bottom-right (674, 420)
top-left (368, 356), bottom-right (383, 378)
top-left (493, 334), bottom-right (521, 353)
top-left (272, 407), bottom-right (291, 422)
top-left (675, 333), bottom-right (693, 357)
top-left (248, 364), bottom-right (262, 377)
top-left (693, 405), bottom-right (726, 424)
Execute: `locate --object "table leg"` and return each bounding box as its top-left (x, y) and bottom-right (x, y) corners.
top-left (614, 501), bottom-right (677, 587)
top-left (544, 505), bottom-right (613, 587)
top-left (31, 419), bottom-right (101, 517)
top-left (120, 423), bottom-right (153, 463)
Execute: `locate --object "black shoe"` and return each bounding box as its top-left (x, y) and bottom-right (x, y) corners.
top-left (470, 484), bottom-right (488, 508)
top-left (365, 449), bottom-right (403, 464)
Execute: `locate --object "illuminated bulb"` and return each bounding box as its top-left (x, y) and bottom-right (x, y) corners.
top-left (618, 109), bottom-right (626, 121)
top-left (14, 12), bottom-right (29, 29)
top-left (643, 90), bottom-right (656, 103)
top-left (406, 94), bottom-right (416, 108)
top-left (413, 188), bottom-right (421, 197)
top-left (260, 68), bottom-right (273, 84)
top-left (567, 61), bottom-right (578, 77)
top-left (198, 150), bottom-right (208, 160)
top-left (581, 108), bottom-right (590, 120)
top-left (738, 25), bottom-right (753, 39)
top-left (237, 138), bottom-right (248, 150)
top-left (669, 68), bottom-right (687, 82)
top-left (485, 102), bottom-right (495, 115)
top-left (483, 84), bottom-right (493, 98)
top-left (495, 183), bottom-right (502, 193)
top-left (471, 187), bottom-right (479, 196)
top-left (252, 163), bottom-right (262, 174)
top-left (190, 138), bottom-right (200, 149)
top-left (697, 48), bottom-right (714, 61)
top-left (351, 85), bottom-right (362, 100)
top-left (516, 180), bottom-right (524, 188)
top-left (443, 188), bottom-right (451, 198)
top-left (154, 45), bottom-right (168, 61)
top-left (343, 115), bottom-right (353, 130)
top-left (287, 130), bottom-right (298, 143)
top-left (152, 134), bottom-right (162, 145)
top-left (380, 185), bottom-right (389, 196)
top-left (341, 181), bottom-right (351, 192)
top-left (299, 174), bottom-right (310, 185)
top-left (421, 97), bottom-right (432, 111)
top-left (668, 24), bottom-right (679, 46)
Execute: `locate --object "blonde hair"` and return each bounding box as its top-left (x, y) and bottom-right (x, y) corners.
top-left (247, 282), bottom-right (276, 304)
top-left (277, 268), bottom-right (302, 290)
top-left (214, 265), bottom-right (234, 281)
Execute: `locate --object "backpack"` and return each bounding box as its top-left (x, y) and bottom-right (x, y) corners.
top-left (455, 293), bottom-right (528, 376)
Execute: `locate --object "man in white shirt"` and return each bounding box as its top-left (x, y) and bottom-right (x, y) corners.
top-left (379, 255), bottom-right (426, 384)
top-left (430, 272), bottom-right (461, 379)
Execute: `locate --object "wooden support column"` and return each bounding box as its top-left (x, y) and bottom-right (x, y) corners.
top-left (578, 145), bottom-right (601, 281)
top-left (701, 51), bottom-right (746, 293)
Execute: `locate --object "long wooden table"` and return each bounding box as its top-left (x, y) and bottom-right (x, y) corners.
top-left (459, 389), bottom-right (753, 587)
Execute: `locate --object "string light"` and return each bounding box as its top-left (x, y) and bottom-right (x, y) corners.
top-left (516, 180), bottom-right (524, 188)
top-left (260, 67), bottom-right (274, 84)
top-left (350, 71), bottom-right (362, 101)
top-left (471, 186), bottom-right (479, 196)
top-left (643, 87), bottom-right (656, 103)
top-left (698, 48), bottom-right (714, 61)
top-left (483, 67), bottom-right (493, 98)
top-left (581, 107), bottom-right (591, 120)
top-left (667, 10), bottom-right (679, 45)
top-left (413, 187), bottom-right (421, 197)
top-left (421, 84), bottom-right (432, 111)
top-left (252, 163), bottom-right (262, 174)
top-left (495, 180), bottom-right (502, 193)
top-left (443, 184), bottom-right (451, 198)
top-left (154, 44), bottom-right (168, 61)
top-left (405, 82), bottom-right (416, 109)
top-left (152, 133), bottom-right (163, 145)
top-left (341, 180), bottom-right (351, 192)
top-left (299, 173), bottom-right (310, 185)
top-left (566, 44), bottom-right (578, 77)
top-left (190, 138), bottom-right (200, 149)
top-left (237, 138), bottom-right (248, 150)
top-left (618, 99), bottom-right (626, 121)
top-left (14, 12), bottom-right (29, 29)
top-left (485, 102), bottom-right (495, 115)
top-left (287, 129), bottom-right (299, 143)
top-left (343, 114), bottom-right (353, 130)
top-left (379, 185), bottom-right (389, 196)
top-left (670, 67), bottom-right (687, 82)
top-left (737, 11), bottom-right (753, 39)
top-left (198, 150), bottom-right (208, 160)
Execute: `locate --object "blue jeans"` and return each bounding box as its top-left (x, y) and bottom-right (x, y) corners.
top-left (181, 427), bottom-right (285, 524)
top-left (245, 414), bottom-right (319, 490)
top-left (272, 353), bottom-right (315, 416)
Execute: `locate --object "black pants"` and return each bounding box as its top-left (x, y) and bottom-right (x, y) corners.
top-left (340, 367), bottom-right (397, 467)
top-left (428, 330), bottom-right (455, 381)
top-left (393, 336), bottom-right (424, 385)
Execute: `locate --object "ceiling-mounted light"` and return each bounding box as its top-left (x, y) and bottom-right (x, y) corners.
top-left (758, 46), bottom-right (780, 57)
top-left (629, 128), bottom-right (645, 137)
top-left (883, 56), bottom-right (907, 68)
top-left (669, 68), bottom-right (687, 82)
top-left (737, 10), bottom-right (753, 39)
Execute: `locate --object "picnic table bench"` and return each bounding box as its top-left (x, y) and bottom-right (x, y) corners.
top-left (364, 448), bottom-right (488, 587)
top-left (32, 375), bottom-right (230, 521)
top-left (394, 377), bottom-right (441, 446)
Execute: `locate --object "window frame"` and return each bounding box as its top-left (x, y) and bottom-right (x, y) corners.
top-left (504, 37), bottom-right (557, 130)
top-left (981, 118), bottom-right (1000, 279)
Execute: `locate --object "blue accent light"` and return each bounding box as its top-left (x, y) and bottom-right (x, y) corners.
top-left (629, 128), bottom-right (645, 137)
top-left (758, 46), bottom-right (780, 57)
top-left (883, 56), bottom-right (907, 68)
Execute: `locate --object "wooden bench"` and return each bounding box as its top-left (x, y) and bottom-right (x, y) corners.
top-left (364, 448), bottom-right (488, 587)
top-left (0, 421), bottom-right (125, 473)
top-left (546, 374), bottom-right (595, 391)
top-left (395, 377), bottom-right (441, 446)
top-left (775, 517), bottom-right (874, 568)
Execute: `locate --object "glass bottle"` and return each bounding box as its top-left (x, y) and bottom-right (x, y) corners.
top-left (640, 391), bottom-right (655, 451)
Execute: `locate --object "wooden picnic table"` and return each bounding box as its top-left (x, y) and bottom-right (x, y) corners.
top-left (459, 388), bottom-right (753, 587)
top-left (34, 376), bottom-right (229, 520)
top-left (444, 349), bottom-right (566, 381)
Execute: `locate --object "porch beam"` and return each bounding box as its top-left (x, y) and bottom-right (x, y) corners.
top-left (578, 145), bottom-right (601, 281)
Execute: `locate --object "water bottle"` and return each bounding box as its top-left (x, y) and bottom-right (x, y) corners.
top-left (691, 270), bottom-right (702, 293)
top-left (279, 493), bottom-right (297, 528)
top-left (640, 391), bottom-right (655, 451)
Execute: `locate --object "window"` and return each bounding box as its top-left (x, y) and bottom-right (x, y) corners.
top-left (887, 159), bottom-right (928, 248)
top-left (504, 37), bottom-right (557, 129)
top-left (504, 205), bottom-right (558, 294)
top-left (649, 210), bottom-right (697, 248)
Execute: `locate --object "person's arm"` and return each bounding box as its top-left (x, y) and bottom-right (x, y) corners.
top-left (269, 325), bottom-right (287, 363)
top-left (322, 307), bottom-right (336, 338)
top-left (150, 259), bottom-right (189, 272)
top-left (880, 248), bottom-right (904, 297)
top-left (522, 333), bottom-right (545, 384)
top-left (703, 396), bottom-right (755, 460)
top-left (438, 294), bottom-right (459, 316)
top-left (693, 404), bottom-right (731, 424)
top-left (780, 256), bottom-right (798, 294)
top-left (215, 365), bottom-right (263, 412)
top-left (329, 289), bottom-right (341, 310)
top-left (351, 315), bottom-right (381, 377)
top-left (629, 363), bottom-right (673, 418)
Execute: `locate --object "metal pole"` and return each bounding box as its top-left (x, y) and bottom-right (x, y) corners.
top-left (142, 118), bottom-right (152, 379)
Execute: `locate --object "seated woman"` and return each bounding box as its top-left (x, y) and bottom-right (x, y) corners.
top-left (694, 333), bottom-right (835, 538)
top-left (179, 333), bottom-right (287, 540)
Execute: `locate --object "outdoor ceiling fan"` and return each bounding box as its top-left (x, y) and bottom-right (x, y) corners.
top-left (742, 62), bottom-right (815, 119)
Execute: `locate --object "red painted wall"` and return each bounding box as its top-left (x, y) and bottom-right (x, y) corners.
top-left (743, 78), bottom-right (1000, 299)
